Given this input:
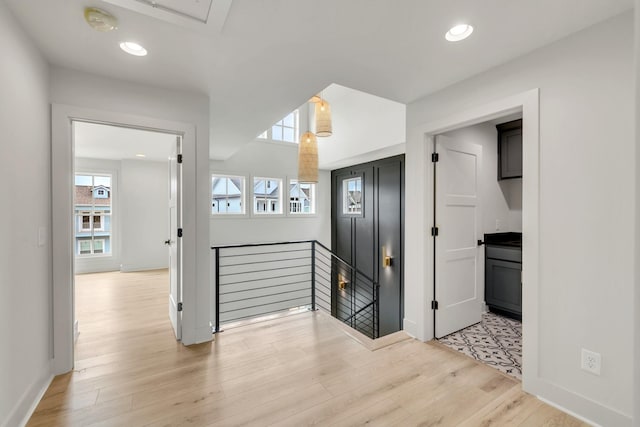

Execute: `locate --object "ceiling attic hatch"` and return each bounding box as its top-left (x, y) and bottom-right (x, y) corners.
top-left (102, 0), bottom-right (232, 31)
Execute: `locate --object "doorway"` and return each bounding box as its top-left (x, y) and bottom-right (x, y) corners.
top-left (71, 120), bottom-right (183, 363)
top-left (431, 116), bottom-right (524, 379)
top-left (331, 155), bottom-right (404, 338)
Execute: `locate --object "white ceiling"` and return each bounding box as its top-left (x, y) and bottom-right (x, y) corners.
top-left (74, 121), bottom-right (177, 161)
top-left (6, 0), bottom-right (633, 160)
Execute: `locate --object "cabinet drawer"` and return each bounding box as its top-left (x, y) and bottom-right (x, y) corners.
top-left (486, 246), bottom-right (521, 263)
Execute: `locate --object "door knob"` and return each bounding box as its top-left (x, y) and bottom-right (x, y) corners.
top-left (164, 239), bottom-right (171, 245)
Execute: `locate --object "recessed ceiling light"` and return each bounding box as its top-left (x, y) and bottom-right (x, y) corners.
top-left (445, 24), bottom-right (474, 42)
top-left (120, 42), bottom-right (148, 57)
top-left (135, 153), bottom-right (146, 158)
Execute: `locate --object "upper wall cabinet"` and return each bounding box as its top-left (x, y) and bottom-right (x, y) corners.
top-left (497, 119), bottom-right (523, 180)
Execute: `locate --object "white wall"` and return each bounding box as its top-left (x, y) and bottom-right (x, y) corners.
top-left (406, 12), bottom-right (633, 426)
top-left (120, 159), bottom-right (170, 272)
top-left (0, 2), bottom-right (52, 426)
top-left (51, 67), bottom-right (212, 346)
top-left (317, 84), bottom-right (406, 170)
top-left (210, 141), bottom-right (331, 247)
top-left (442, 122), bottom-right (522, 234)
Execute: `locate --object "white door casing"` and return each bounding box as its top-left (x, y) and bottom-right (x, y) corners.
top-left (168, 137), bottom-right (182, 340)
top-left (434, 134), bottom-right (483, 338)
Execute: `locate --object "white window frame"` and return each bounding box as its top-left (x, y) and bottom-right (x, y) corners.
top-left (256, 110), bottom-right (299, 144)
top-left (211, 173), bottom-right (247, 217)
top-left (343, 176), bottom-right (363, 216)
top-left (253, 177), bottom-right (283, 216)
top-left (74, 173), bottom-right (113, 258)
top-left (288, 178), bottom-right (317, 216)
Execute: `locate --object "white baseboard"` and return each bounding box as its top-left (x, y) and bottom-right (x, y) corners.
top-left (2, 361), bottom-right (52, 427)
top-left (120, 264), bottom-right (169, 273)
top-left (403, 317), bottom-right (417, 338)
top-left (533, 379), bottom-right (632, 427)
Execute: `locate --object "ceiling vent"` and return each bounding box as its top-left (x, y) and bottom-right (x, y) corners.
top-left (102, 0), bottom-right (232, 31)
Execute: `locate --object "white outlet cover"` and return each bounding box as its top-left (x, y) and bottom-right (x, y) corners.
top-left (581, 348), bottom-right (601, 375)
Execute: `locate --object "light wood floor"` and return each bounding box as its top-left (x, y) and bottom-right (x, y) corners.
top-left (28, 270), bottom-right (586, 426)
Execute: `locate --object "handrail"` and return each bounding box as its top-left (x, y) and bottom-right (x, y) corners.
top-left (313, 240), bottom-right (376, 284)
top-left (211, 240), bottom-right (314, 250)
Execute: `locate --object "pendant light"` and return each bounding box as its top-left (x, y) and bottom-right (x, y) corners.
top-left (298, 131), bottom-right (318, 183)
top-left (315, 93), bottom-right (332, 137)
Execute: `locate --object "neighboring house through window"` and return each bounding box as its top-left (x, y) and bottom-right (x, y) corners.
top-left (74, 174), bottom-right (112, 256)
top-left (289, 180), bottom-right (316, 214)
top-left (253, 177), bottom-right (282, 214)
top-left (212, 174), bottom-right (245, 214)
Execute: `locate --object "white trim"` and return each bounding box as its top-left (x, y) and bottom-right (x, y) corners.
top-left (405, 88), bottom-right (539, 384)
top-left (287, 178), bottom-right (317, 216)
top-left (210, 172), bottom-right (247, 216)
top-left (52, 104), bottom-right (209, 375)
top-left (2, 361), bottom-right (52, 427)
top-left (251, 176), bottom-right (284, 216)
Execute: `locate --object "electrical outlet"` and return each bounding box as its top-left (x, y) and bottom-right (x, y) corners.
top-left (495, 219), bottom-right (501, 231)
top-left (581, 349), bottom-right (601, 375)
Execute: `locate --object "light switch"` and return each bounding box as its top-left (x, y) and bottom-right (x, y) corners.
top-left (38, 226), bottom-right (46, 247)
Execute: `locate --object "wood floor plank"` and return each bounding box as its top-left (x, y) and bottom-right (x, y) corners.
top-left (28, 270), bottom-right (587, 427)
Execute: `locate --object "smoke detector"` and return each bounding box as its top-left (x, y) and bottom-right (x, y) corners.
top-left (84, 7), bottom-right (118, 32)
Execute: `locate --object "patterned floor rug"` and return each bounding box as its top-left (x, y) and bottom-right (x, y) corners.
top-left (438, 312), bottom-right (522, 380)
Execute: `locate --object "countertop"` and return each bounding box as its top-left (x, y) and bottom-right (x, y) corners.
top-left (483, 232), bottom-right (522, 248)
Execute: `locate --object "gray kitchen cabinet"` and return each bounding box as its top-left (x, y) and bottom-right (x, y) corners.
top-left (485, 245), bottom-right (522, 319)
top-left (497, 119), bottom-right (522, 180)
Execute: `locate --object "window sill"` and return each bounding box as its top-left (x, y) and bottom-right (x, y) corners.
top-left (210, 214), bottom-right (248, 219)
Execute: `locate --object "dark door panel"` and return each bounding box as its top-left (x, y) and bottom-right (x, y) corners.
top-left (331, 155), bottom-right (404, 338)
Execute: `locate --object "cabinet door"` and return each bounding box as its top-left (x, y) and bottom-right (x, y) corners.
top-left (485, 259), bottom-right (522, 315)
top-left (498, 126), bottom-right (522, 179)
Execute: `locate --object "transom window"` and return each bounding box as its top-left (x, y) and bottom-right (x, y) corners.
top-left (257, 110), bottom-right (299, 143)
top-left (212, 174), bottom-right (245, 215)
top-left (74, 174), bottom-right (112, 256)
top-left (289, 180), bottom-right (316, 215)
top-left (253, 177), bottom-right (282, 214)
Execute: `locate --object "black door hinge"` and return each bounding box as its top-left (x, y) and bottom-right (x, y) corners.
top-left (431, 300), bottom-right (439, 310)
top-left (177, 302), bottom-right (183, 312)
top-left (431, 153), bottom-right (439, 162)
top-left (177, 154), bottom-right (183, 164)
top-left (177, 228), bottom-right (183, 238)
top-left (431, 227), bottom-right (439, 237)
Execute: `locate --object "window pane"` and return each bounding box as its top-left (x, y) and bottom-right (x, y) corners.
top-left (282, 127), bottom-right (294, 142)
top-left (212, 175), bottom-right (245, 215)
top-left (272, 125), bottom-right (283, 141)
top-left (254, 177), bottom-right (281, 214)
top-left (343, 177), bottom-right (362, 214)
top-left (75, 173), bottom-right (112, 257)
top-left (283, 112), bottom-right (295, 127)
top-left (289, 180), bottom-right (315, 214)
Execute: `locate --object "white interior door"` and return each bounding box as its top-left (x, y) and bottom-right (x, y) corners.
top-left (434, 134), bottom-right (482, 338)
top-left (168, 137), bottom-right (182, 340)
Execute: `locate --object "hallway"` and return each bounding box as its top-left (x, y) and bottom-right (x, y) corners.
top-left (29, 270), bottom-right (584, 426)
